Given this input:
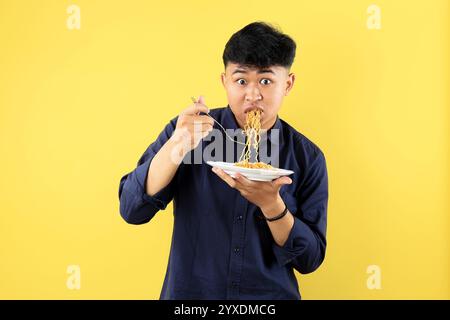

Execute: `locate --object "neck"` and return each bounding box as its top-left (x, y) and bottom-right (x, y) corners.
top-left (261, 116), bottom-right (278, 130)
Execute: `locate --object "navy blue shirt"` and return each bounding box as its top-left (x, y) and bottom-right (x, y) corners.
top-left (118, 106), bottom-right (328, 300)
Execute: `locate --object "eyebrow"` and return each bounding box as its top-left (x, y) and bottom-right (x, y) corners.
top-left (232, 68), bottom-right (275, 75)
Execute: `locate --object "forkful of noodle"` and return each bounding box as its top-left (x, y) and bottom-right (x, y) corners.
top-left (191, 96), bottom-right (273, 169)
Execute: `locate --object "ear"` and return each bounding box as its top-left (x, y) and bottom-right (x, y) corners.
top-left (221, 72), bottom-right (226, 87)
top-left (285, 73), bottom-right (296, 96)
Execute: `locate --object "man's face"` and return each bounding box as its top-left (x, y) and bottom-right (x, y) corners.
top-left (221, 63), bottom-right (295, 130)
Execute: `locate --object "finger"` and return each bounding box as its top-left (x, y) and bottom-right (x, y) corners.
top-left (190, 122), bottom-right (213, 132)
top-left (183, 114), bottom-right (213, 125)
top-left (200, 129), bottom-right (213, 139)
top-left (193, 102), bottom-right (209, 116)
top-left (179, 114), bottom-right (214, 127)
top-left (182, 103), bottom-right (209, 115)
top-left (234, 172), bottom-right (256, 188)
top-left (197, 127), bottom-right (213, 140)
top-left (212, 167), bottom-right (237, 189)
top-left (194, 95), bottom-right (209, 115)
top-left (192, 115), bottom-right (214, 126)
top-left (271, 176), bottom-right (293, 188)
top-left (198, 95), bottom-right (206, 105)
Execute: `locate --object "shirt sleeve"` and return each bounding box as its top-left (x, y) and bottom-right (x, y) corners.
top-left (118, 117), bottom-right (178, 224)
top-left (272, 151), bottom-right (328, 274)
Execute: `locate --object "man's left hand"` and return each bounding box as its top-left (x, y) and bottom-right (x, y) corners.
top-left (211, 167), bottom-right (292, 217)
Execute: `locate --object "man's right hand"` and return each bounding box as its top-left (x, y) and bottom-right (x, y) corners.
top-left (172, 95), bottom-right (214, 152)
top-left (147, 96), bottom-right (214, 196)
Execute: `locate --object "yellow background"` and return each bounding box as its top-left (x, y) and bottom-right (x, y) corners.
top-left (0, 0), bottom-right (448, 299)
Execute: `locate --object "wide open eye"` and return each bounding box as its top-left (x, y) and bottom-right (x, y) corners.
top-left (237, 79), bottom-right (247, 85)
top-left (260, 78), bottom-right (272, 85)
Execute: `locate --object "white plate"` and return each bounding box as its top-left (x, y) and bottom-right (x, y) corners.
top-left (207, 161), bottom-right (294, 182)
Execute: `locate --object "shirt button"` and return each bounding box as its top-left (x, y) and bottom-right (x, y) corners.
top-left (237, 215), bottom-right (243, 221)
top-left (234, 247), bottom-right (240, 253)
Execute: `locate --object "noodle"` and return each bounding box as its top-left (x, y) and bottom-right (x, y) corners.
top-left (234, 109), bottom-right (274, 169)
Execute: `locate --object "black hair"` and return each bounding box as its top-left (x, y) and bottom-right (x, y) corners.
top-left (222, 22), bottom-right (296, 69)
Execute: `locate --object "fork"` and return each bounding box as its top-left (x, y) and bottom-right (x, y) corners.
top-left (190, 96), bottom-right (246, 146)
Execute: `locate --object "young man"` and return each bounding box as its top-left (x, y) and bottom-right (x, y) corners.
top-left (118, 22), bottom-right (328, 300)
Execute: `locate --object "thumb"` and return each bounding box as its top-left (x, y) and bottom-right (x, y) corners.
top-left (198, 95), bottom-right (206, 105)
top-left (272, 176), bottom-right (292, 189)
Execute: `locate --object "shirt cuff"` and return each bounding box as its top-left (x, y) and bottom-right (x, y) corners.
top-left (135, 158), bottom-right (173, 211)
top-left (272, 217), bottom-right (312, 267)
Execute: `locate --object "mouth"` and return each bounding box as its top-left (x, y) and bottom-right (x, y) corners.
top-left (243, 105), bottom-right (264, 114)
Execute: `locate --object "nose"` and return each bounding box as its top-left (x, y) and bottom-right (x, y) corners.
top-left (245, 85), bottom-right (262, 103)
